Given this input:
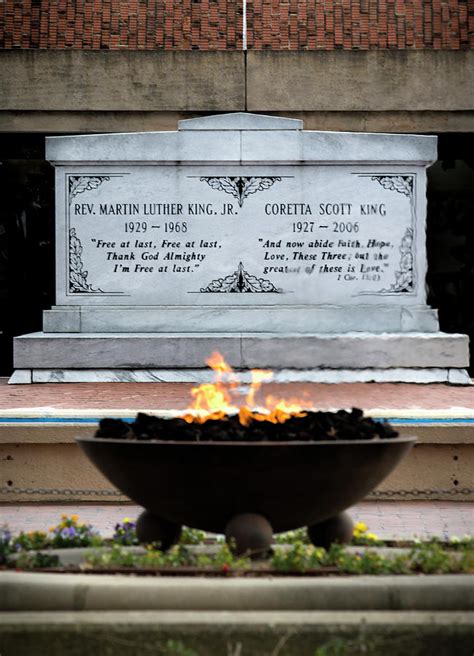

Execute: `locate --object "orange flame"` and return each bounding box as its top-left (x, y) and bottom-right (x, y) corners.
top-left (181, 352), bottom-right (238, 423)
top-left (181, 352), bottom-right (307, 426)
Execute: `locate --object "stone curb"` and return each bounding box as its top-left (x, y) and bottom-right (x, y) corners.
top-left (1, 572), bottom-right (473, 611)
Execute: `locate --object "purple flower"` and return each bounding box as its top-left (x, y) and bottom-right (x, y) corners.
top-left (61, 527), bottom-right (76, 539)
top-left (1, 529), bottom-right (11, 544)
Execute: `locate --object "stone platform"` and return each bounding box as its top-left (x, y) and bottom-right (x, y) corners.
top-left (11, 331), bottom-right (470, 384)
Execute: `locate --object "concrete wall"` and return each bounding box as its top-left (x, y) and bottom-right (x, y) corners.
top-left (0, 50), bottom-right (473, 133)
top-left (247, 51), bottom-right (474, 112)
top-left (0, 51), bottom-right (245, 112)
top-left (1, 425), bottom-right (472, 502)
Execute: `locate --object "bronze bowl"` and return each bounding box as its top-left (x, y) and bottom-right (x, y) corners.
top-left (76, 435), bottom-right (415, 552)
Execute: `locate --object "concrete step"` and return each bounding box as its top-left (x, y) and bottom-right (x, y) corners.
top-left (1, 610), bottom-right (473, 656)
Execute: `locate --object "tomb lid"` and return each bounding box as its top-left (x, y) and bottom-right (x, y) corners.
top-left (45, 113), bottom-right (437, 165)
top-left (178, 112), bottom-right (303, 131)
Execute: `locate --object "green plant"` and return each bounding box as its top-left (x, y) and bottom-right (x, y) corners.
top-left (12, 530), bottom-right (49, 551)
top-left (459, 548), bottom-right (474, 573)
top-left (323, 543), bottom-right (413, 575)
top-left (274, 528), bottom-right (310, 544)
top-left (161, 639), bottom-right (199, 656)
top-left (179, 527), bottom-right (207, 545)
top-left (0, 525), bottom-right (13, 565)
top-left (85, 544), bottom-right (137, 569)
top-left (15, 551), bottom-right (60, 569)
top-left (319, 542), bottom-right (345, 567)
top-left (86, 544), bottom-right (197, 570)
top-left (448, 535), bottom-right (474, 551)
top-left (203, 542), bottom-right (251, 573)
top-left (271, 542), bottom-right (415, 575)
top-left (314, 635), bottom-right (379, 656)
top-left (387, 553), bottom-right (413, 575)
top-left (271, 542), bottom-right (326, 571)
top-left (337, 549), bottom-right (401, 575)
top-left (144, 544), bottom-right (197, 568)
top-left (85, 541), bottom-right (251, 573)
top-left (409, 540), bottom-right (457, 574)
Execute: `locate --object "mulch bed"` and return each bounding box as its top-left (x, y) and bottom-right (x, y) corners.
top-left (2, 565), bottom-right (341, 577)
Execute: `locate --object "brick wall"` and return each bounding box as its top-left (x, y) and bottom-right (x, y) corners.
top-left (0, 0), bottom-right (473, 51)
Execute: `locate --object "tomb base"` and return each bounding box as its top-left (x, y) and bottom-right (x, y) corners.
top-left (10, 331), bottom-right (470, 384)
top-left (42, 305), bottom-right (441, 334)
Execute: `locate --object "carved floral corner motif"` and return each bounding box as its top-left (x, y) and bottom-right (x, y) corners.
top-left (371, 175), bottom-right (413, 198)
top-left (200, 261), bottom-right (282, 293)
top-left (389, 227), bottom-right (414, 293)
top-left (199, 176), bottom-right (283, 207)
top-left (69, 228), bottom-right (102, 293)
top-left (369, 174), bottom-right (415, 294)
top-left (68, 175), bottom-right (111, 204)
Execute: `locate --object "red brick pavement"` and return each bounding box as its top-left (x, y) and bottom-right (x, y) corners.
top-left (1, 379), bottom-right (474, 412)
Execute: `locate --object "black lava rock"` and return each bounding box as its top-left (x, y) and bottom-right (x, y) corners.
top-left (94, 408), bottom-right (399, 442)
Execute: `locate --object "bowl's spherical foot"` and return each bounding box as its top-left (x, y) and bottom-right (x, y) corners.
top-left (136, 510), bottom-right (182, 550)
top-left (225, 513), bottom-right (273, 558)
top-left (307, 512), bottom-right (354, 550)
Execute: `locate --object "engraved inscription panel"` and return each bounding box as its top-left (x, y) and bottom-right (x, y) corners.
top-left (59, 166), bottom-right (418, 306)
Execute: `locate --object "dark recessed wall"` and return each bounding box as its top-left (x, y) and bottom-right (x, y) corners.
top-left (0, 134), bottom-right (54, 374)
top-left (427, 134), bottom-right (474, 372)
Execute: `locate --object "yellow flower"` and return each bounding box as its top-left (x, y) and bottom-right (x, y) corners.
top-left (122, 517), bottom-right (131, 523)
top-left (366, 532), bottom-right (379, 541)
top-left (49, 526), bottom-right (55, 532)
top-left (354, 522), bottom-right (368, 533)
top-left (70, 514), bottom-right (79, 522)
top-left (61, 514), bottom-right (68, 520)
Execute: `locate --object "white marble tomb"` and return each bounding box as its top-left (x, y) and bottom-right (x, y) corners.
top-left (11, 113), bottom-right (470, 383)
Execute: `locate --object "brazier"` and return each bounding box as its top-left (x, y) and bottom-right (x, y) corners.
top-left (77, 434), bottom-right (416, 552)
